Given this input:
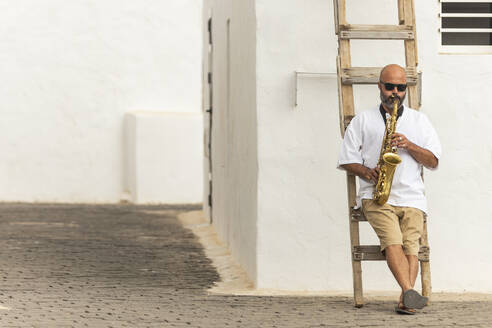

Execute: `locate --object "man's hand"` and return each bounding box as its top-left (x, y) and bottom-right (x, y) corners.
top-left (340, 163), bottom-right (379, 184)
top-left (391, 132), bottom-right (438, 169)
top-left (364, 166), bottom-right (379, 184)
top-left (392, 132), bottom-right (411, 150)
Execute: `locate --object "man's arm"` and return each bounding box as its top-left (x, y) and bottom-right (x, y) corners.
top-left (339, 163), bottom-right (379, 184)
top-left (392, 133), bottom-right (438, 169)
top-left (406, 144), bottom-right (438, 169)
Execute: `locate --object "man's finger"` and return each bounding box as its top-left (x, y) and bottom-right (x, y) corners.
top-left (371, 170), bottom-right (379, 182)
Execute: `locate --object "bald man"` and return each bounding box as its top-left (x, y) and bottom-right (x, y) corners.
top-left (337, 64), bottom-right (441, 314)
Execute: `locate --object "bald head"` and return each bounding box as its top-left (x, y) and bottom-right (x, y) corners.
top-left (379, 64), bottom-right (406, 83)
top-left (378, 64), bottom-right (407, 111)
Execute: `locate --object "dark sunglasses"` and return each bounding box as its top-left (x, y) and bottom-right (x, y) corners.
top-left (380, 81), bottom-right (407, 92)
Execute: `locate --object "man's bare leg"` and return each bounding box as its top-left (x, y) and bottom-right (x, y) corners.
top-left (386, 245), bottom-right (424, 312)
top-left (385, 244), bottom-right (412, 291)
top-left (407, 255), bottom-right (419, 287)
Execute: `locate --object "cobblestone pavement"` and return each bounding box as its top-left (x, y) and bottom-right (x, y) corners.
top-left (0, 203), bottom-right (490, 327)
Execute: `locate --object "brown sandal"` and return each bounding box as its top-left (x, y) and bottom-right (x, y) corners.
top-left (395, 302), bottom-right (416, 315)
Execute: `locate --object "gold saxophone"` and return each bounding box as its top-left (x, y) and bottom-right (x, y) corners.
top-left (373, 96), bottom-right (402, 205)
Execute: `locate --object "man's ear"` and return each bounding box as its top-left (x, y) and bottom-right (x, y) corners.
top-left (377, 82), bottom-right (382, 91)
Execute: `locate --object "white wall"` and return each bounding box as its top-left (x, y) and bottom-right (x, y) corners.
top-left (254, 0), bottom-right (491, 292)
top-left (0, 0), bottom-right (202, 203)
top-left (255, 0), bottom-right (351, 291)
top-left (416, 0), bottom-right (492, 293)
top-left (203, 0), bottom-right (258, 283)
top-left (124, 111), bottom-right (203, 204)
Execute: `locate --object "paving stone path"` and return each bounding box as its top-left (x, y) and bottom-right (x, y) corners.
top-left (0, 203), bottom-right (489, 327)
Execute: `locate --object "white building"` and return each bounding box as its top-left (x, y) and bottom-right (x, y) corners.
top-left (203, 0), bottom-right (492, 292)
top-left (0, 0), bottom-right (203, 204)
top-left (3, 0), bottom-right (491, 294)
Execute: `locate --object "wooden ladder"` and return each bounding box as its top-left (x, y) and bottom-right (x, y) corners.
top-left (333, 0), bottom-right (431, 308)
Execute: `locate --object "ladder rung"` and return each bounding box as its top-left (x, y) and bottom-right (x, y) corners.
top-left (351, 208), bottom-right (366, 221)
top-left (341, 67), bottom-right (418, 85)
top-left (339, 24), bottom-right (414, 40)
top-left (352, 245), bottom-right (430, 262)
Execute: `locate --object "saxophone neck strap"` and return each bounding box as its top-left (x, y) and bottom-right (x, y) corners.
top-left (379, 104), bottom-right (404, 125)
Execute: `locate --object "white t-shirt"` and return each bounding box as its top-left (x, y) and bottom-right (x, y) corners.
top-left (337, 105), bottom-right (442, 213)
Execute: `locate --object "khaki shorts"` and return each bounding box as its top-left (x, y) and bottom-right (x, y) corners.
top-left (361, 199), bottom-right (424, 256)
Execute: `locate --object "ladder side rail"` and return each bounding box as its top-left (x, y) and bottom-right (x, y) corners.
top-left (333, 0), bottom-right (340, 35)
top-left (335, 0), bottom-right (363, 308)
top-left (420, 215), bottom-right (432, 298)
top-left (337, 0), bottom-right (355, 133)
top-left (401, 0), bottom-right (419, 109)
top-left (347, 173), bottom-right (363, 307)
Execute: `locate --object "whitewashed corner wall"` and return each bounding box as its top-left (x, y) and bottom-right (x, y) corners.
top-left (0, 0), bottom-right (203, 204)
top-left (203, 0), bottom-right (258, 284)
top-left (206, 0), bottom-right (492, 292)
